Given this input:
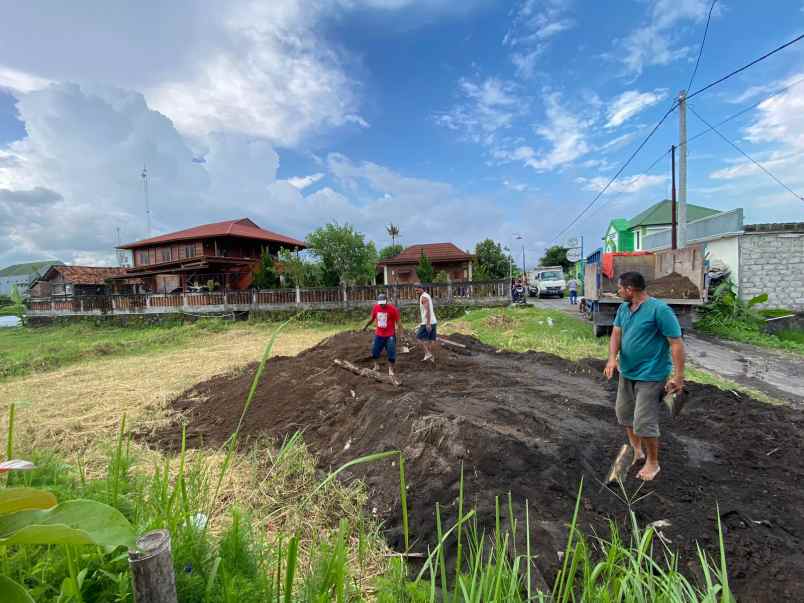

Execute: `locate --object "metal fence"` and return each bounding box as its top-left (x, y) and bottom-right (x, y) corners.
top-left (26, 279), bottom-right (511, 317)
top-left (643, 208), bottom-right (744, 251)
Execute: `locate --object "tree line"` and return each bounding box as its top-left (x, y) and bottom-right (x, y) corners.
top-left (253, 222), bottom-right (572, 289)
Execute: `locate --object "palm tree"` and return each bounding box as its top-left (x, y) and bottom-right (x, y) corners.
top-left (386, 223), bottom-right (400, 246)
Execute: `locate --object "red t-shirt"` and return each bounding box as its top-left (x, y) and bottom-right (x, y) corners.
top-left (370, 303), bottom-right (399, 337)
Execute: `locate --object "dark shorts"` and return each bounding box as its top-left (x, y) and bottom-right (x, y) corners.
top-left (615, 376), bottom-right (665, 438)
top-left (415, 323), bottom-right (437, 342)
top-left (372, 335), bottom-right (396, 363)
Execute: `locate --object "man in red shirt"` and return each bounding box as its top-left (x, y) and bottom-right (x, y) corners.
top-left (362, 293), bottom-right (403, 379)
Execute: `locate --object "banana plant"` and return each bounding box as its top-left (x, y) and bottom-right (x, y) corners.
top-left (0, 461), bottom-right (136, 602)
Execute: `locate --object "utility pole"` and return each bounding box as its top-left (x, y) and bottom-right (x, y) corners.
top-left (678, 91), bottom-right (688, 248)
top-left (141, 165), bottom-right (152, 237)
top-left (671, 145), bottom-right (677, 250)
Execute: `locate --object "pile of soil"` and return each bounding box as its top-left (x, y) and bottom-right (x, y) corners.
top-left (152, 332), bottom-right (804, 601)
top-left (649, 272), bottom-right (701, 299)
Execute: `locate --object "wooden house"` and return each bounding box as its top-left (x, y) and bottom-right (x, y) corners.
top-left (29, 265), bottom-right (129, 298)
top-left (110, 218), bottom-right (306, 293)
top-left (378, 243), bottom-right (474, 284)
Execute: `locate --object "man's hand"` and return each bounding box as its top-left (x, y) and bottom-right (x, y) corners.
top-left (665, 375), bottom-right (684, 394)
top-left (426, 324), bottom-right (432, 334)
top-left (604, 358), bottom-right (618, 380)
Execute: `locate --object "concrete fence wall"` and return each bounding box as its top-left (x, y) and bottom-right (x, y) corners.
top-left (739, 231), bottom-right (804, 311)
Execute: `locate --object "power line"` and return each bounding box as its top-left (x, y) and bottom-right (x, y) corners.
top-left (551, 105), bottom-right (677, 243)
top-left (550, 32), bottom-right (804, 243)
top-left (688, 104), bottom-right (804, 202)
top-left (687, 0), bottom-right (718, 92)
top-left (687, 32), bottom-right (804, 101)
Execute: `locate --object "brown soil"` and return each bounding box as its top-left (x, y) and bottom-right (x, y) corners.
top-left (151, 331), bottom-right (804, 602)
top-left (649, 272), bottom-right (701, 299)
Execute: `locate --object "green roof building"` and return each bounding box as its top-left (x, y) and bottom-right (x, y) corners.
top-left (620, 199), bottom-right (720, 251)
top-left (603, 218), bottom-right (634, 252)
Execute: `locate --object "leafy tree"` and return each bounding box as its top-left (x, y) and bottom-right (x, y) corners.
top-left (386, 223), bottom-right (400, 246)
top-left (379, 244), bottom-right (404, 261)
top-left (307, 222), bottom-right (378, 286)
top-left (252, 249), bottom-right (280, 289)
top-left (474, 239), bottom-right (511, 280)
top-left (278, 249), bottom-right (323, 288)
top-left (539, 245), bottom-right (573, 273)
top-left (433, 270), bottom-right (449, 283)
top-left (416, 250), bottom-right (434, 283)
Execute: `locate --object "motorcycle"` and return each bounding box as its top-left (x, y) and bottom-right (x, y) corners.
top-left (512, 284), bottom-right (527, 304)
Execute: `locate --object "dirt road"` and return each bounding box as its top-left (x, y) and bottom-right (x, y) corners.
top-left (529, 296), bottom-right (803, 405)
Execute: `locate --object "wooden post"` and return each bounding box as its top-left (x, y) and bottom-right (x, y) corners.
top-left (128, 529), bottom-right (178, 603)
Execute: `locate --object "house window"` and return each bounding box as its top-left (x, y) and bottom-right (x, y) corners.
top-left (160, 248), bottom-right (172, 262)
top-left (137, 250), bottom-right (150, 266)
top-left (183, 244), bottom-right (197, 259)
top-left (634, 231), bottom-right (641, 250)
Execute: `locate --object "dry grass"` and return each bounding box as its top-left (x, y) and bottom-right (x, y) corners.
top-left (0, 325), bottom-right (339, 460)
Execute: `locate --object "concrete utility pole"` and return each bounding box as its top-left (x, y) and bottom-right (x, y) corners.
top-left (678, 90), bottom-right (688, 248)
top-left (671, 145), bottom-right (677, 250)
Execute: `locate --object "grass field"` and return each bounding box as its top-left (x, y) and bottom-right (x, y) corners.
top-left (0, 309), bottom-right (743, 601)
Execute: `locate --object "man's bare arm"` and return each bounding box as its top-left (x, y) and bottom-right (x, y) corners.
top-left (604, 326), bottom-right (621, 379)
top-left (666, 337), bottom-right (685, 392)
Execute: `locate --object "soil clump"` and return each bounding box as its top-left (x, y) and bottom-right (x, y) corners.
top-left (151, 331), bottom-right (804, 602)
top-left (648, 272), bottom-right (701, 299)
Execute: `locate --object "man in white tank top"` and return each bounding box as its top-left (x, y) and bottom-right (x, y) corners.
top-left (414, 283), bottom-right (437, 362)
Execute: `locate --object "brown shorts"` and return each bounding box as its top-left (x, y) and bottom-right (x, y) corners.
top-left (615, 376), bottom-right (666, 438)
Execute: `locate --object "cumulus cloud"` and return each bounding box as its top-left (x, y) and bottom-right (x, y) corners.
top-left (605, 89), bottom-right (667, 129)
top-left (0, 1), bottom-right (368, 147)
top-left (523, 93), bottom-right (593, 171)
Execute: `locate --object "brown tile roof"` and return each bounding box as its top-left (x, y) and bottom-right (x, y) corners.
top-left (118, 218), bottom-right (306, 249)
top-left (47, 266), bottom-right (128, 285)
top-left (378, 243), bottom-right (474, 266)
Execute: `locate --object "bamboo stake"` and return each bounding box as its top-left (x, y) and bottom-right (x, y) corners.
top-left (333, 359), bottom-right (400, 386)
top-left (129, 529), bottom-right (178, 603)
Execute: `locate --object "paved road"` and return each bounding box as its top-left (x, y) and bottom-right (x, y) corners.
top-left (526, 295), bottom-right (804, 405)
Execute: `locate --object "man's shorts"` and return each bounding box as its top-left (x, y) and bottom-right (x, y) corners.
top-left (615, 376), bottom-right (666, 438)
top-left (371, 335), bottom-right (396, 363)
top-left (415, 323), bottom-right (437, 342)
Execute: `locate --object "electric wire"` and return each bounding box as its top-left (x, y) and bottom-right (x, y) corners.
top-left (687, 104), bottom-right (804, 202)
top-left (687, 0), bottom-right (719, 92)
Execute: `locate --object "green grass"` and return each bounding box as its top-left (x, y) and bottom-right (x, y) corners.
top-left (758, 308), bottom-right (796, 319)
top-left (0, 304), bottom-right (23, 317)
top-left (696, 322), bottom-right (804, 356)
top-left (451, 306), bottom-right (788, 404)
top-left (447, 305), bottom-right (609, 360)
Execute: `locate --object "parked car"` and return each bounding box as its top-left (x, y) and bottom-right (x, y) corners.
top-left (528, 267), bottom-right (566, 298)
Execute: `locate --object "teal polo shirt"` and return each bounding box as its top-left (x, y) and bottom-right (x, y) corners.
top-left (614, 297), bottom-right (682, 382)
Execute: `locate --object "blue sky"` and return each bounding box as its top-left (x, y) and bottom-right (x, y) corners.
top-left (0, 0), bottom-right (802, 267)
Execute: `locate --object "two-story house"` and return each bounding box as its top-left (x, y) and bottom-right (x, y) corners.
top-left (113, 218), bottom-right (306, 293)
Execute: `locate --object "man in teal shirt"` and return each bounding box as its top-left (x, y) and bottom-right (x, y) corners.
top-left (604, 271), bottom-right (685, 481)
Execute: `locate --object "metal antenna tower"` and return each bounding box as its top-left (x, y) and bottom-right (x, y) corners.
top-left (141, 165), bottom-right (151, 237)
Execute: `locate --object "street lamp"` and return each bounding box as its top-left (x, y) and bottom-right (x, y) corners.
top-left (514, 233), bottom-right (526, 279)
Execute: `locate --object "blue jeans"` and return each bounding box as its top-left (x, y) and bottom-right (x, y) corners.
top-left (569, 290), bottom-right (577, 304)
top-left (372, 335), bottom-right (396, 363)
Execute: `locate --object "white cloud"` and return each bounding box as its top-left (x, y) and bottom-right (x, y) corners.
top-left (612, 0), bottom-right (716, 77)
top-left (504, 0), bottom-right (574, 78)
top-left (0, 66), bottom-right (51, 93)
top-left (605, 89), bottom-right (667, 129)
top-left (576, 174), bottom-right (667, 193)
top-left (524, 93), bottom-right (593, 171)
top-left (503, 179), bottom-right (528, 192)
top-left (0, 1), bottom-right (370, 147)
top-left (286, 173), bottom-right (325, 190)
top-left (597, 131), bottom-right (639, 152)
top-left (743, 74), bottom-right (804, 151)
top-left (435, 77), bottom-right (522, 145)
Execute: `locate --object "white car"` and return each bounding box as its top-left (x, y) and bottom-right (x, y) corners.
top-left (529, 268), bottom-right (566, 298)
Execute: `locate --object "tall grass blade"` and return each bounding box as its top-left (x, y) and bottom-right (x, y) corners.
top-left (283, 534), bottom-right (300, 603)
top-left (311, 450), bottom-right (399, 496)
top-left (399, 452), bottom-right (410, 553)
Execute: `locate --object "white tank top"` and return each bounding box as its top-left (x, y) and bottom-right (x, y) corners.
top-left (419, 292), bottom-right (437, 325)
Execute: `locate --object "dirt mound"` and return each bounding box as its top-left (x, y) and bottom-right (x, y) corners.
top-left (649, 272), bottom-right (700, 299)
top-left (152, 331), bottom-right (804, 602)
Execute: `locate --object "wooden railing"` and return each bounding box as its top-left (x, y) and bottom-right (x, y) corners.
top-left (25, 279), bottom-right (511, 317)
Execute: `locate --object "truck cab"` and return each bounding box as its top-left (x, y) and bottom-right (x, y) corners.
top-left (529, 267), bottom-right (566, 298)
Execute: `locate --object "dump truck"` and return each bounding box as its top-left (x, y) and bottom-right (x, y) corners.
top-left (583, 246), bottom-right (705, 337)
